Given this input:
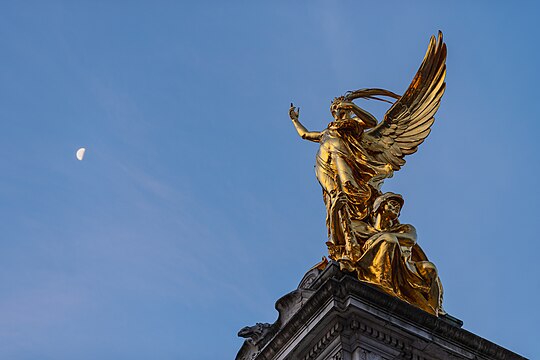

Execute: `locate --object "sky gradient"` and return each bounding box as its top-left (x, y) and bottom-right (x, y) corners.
top-left (1, 1), bottom-right (539, 359)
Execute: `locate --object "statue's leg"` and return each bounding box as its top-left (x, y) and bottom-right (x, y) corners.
top-left (334, 156), bottom-right (371, 219)
top-left (334, 157), bottom-right (358, 189)
top-left (357, 234), bottom-right (400, 293)
top-left (339, 206), bottom-right (362, 264)
top-left (324, 191), bottom-right (351, 262)
top-left (415, 261), bottom-right (442, 314)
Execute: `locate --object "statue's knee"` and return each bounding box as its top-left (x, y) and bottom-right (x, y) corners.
top-left (379, 233), bottom-right (399, 245)
top-left (416, 261), bottom-right (438, 280)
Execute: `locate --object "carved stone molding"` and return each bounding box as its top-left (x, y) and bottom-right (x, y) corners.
top-left (350, 317), bottom-right (406, 352)
top-left (330, 349), bottom-right (343, 360)
top-left (301, 322), bottom-right (343, 360)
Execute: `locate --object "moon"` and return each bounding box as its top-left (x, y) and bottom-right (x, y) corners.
top-left (76, 148), bottom-right (86, 161)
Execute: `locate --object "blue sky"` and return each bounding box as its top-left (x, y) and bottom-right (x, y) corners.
top-left (1, 1), bottom-right (538, 359)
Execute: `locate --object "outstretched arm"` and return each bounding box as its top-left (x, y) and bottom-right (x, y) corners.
top-left (289, 103), bottom-right (322, 142)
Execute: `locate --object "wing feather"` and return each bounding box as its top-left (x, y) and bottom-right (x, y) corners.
top-left (401, 123), bottom-right (433, 138)
top-left (361, 31), bottom-right (447, 171)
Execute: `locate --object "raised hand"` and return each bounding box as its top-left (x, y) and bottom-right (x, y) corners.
top-left (289, 103), bottom-right (300, 121)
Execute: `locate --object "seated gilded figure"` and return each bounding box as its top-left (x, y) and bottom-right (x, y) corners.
top-left (288, 32), bottom-right (447, 315)
top-left (354, 192), bottom-right (444, 316)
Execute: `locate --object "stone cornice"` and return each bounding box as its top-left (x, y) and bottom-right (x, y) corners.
top-left (256, 263), bottom-right (526, 360)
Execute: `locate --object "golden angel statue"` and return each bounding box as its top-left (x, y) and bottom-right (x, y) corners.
top-left (289, 32), bottom-right (446, 315)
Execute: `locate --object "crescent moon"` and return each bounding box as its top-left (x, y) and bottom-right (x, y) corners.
top-left (76, 148), bottom-right (86, 161)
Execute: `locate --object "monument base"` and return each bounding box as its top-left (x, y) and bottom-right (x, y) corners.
top-left (236, 261), bottom-right (526, 360)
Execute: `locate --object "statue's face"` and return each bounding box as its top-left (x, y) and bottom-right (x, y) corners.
top-left (330, 97), bottom-right (348, 121)
top-left (383, 199), bottom-right (401, 219)
top-left (238, 326), bottom-right (252, 338)
top-left (330, 102), bottom-right (348, 121)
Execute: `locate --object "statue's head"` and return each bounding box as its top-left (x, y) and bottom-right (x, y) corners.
top-left (331, 88), bottom-right (400, 124)
top-left (372, 192), bottom-right (404, 219)
top-left (238, 323), bottom-right (272, 346)
top-left (330, 96), bottom-right (348, 120)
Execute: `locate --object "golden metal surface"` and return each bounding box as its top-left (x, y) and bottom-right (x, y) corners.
top-left (289, 32), bottom-right (446, 315)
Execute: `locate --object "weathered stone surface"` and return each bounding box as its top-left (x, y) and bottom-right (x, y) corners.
top-left (236, 261), bottom-right (527, 360)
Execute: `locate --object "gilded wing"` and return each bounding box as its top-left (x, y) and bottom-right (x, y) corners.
top-left (361, 32), bottom-right (447, 171)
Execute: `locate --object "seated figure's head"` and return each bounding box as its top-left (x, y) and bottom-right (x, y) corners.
top-left (372, 192), bottom-right (404, 220)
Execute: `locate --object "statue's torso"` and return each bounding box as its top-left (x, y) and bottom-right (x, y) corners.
top-left (317, 129), bottom-right (351, 163)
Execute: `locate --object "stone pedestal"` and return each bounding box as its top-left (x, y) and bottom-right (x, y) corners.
top-left (236, 261), bottom-right (526, 360)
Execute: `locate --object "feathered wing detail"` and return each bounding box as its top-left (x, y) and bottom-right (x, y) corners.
top-left (361, 31), bottom-right (447, 171)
